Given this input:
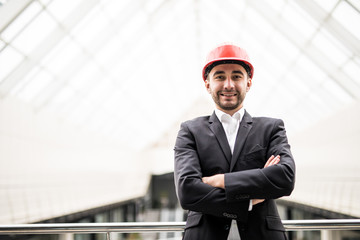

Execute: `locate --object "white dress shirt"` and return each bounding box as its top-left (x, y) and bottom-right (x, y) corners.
top-left (215, 107), bottom-right (252, 211)
top-left (214, 108), bottom-right (249, 240)
top-left (215, 108), bottom-right (244, 154)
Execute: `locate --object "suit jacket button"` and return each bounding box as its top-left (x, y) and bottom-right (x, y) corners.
top-left (224, 225), bottom-right (230, 231)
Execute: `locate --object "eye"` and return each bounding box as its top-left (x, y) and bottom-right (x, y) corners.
top-left (215, 75), bottom-right (225, 80)
top-left (232, 75), bottom-right (242, 80)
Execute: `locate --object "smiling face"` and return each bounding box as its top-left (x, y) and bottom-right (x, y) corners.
top-left (205, 63), bottom-right (252, 116)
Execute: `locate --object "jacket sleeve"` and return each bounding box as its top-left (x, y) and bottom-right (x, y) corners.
top-left (174, 121), bottom-right (249, 220)
top-left (224, 119), bottom-right (296, 202)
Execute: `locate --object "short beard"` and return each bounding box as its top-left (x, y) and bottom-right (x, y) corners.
top-left (211, 91), bottom-right (244, 111)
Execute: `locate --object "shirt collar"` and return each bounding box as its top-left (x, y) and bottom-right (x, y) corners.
top-left (215, 107), bottom-right (245, 123)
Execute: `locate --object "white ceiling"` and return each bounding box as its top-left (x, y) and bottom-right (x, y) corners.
top-left (1, 0), bottom-right (360, 150)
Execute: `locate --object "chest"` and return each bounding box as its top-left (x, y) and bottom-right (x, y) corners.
top-left (195, 127), bottom-right (270, 175)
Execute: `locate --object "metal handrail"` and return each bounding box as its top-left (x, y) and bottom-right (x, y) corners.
top-left (1, 219), bottom-right (360, 235)
top-left (0, 222), bottom-right (185, 234)
top-left (282, 219), bottom-right (360, 231)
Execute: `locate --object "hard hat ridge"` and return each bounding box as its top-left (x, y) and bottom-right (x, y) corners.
top-left (202, 44), bottom-right (254, 80)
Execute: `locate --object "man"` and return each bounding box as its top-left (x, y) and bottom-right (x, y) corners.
top-left (174, 43), bottom-right (295, 240)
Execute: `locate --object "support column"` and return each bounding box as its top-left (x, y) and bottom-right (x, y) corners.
top-left (321, 230), bottom-right (341, 240)
top-left (59, 233), bottom-right (74, 240)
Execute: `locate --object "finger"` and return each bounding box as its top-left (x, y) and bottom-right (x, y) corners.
top-left (269, 155), bottom-right (280, 166)
top-left (265, 155), bottom-right (281, 168)
top-left (252, 199), bottom-right (265, 205)
top-left (264, 155), bottom-right (274, 168)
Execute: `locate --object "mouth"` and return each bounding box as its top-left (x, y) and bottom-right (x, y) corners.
top-left (220, 92), bottom-right (237, 97)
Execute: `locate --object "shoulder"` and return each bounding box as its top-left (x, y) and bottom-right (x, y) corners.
top-left (178, 114), bottom-right (213, 136)
top-left (252, 116), bottom-right (283, 123)
top-left (175, 115), bottom-right (211, 146)
top-left (181, 115), bottom-right (211, 129)
top-left (251, 116), bottom-right (285, 130)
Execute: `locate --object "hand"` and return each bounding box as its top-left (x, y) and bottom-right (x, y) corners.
top-left (202, 174), bottom-right (225, 189)
top-left (252, 199), bottom-right (265, 205)
top-left (264, 155), bottom-right (280, 168)
top-left (252, 155), bottom-right (281, 205)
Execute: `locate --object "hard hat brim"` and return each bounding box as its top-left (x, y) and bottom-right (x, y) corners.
top-left (202, 58), bottom-right (254, 81)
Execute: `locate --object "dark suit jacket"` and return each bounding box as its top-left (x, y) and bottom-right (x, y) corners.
top-left (174, 111), bottom-right (295, 240)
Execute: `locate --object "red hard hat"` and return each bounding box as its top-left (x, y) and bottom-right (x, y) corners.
top-left (202, 44), bottom-right (254, 81)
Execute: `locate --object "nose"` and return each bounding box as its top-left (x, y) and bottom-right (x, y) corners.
top-left (224, 76), bottom-right (234, 90)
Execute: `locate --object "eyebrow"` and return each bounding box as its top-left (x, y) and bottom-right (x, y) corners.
top-left (212, 70), bottom-right (244, 76)
top-left (232, 70), bottom-right (244, 75)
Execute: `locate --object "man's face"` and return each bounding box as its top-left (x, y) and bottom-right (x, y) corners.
top-left (205, 63), bottom-right (252, 116)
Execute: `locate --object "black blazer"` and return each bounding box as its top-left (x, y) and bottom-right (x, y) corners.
top-left (174, 111), bottom-right (295, 240)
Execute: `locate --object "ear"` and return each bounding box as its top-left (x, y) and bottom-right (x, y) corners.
top-left (246, 78), bottom-right (252, 92)
top-left (205, 80), bottom-right (211, 93)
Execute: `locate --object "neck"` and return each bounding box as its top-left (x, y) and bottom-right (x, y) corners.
top-left (216, 105), bottom-right (243, 116)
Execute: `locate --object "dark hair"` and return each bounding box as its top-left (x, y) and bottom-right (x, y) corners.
top-left (204, 60), bottom-right (252, 79)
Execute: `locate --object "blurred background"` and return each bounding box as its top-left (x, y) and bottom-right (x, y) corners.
top-left (0, 0), bottom-right (359, 239)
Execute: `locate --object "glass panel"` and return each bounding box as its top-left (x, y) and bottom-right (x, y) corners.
top-left (246, 7), bottom-right (275, 37)
top-left (0, 1), bottom-right (42, 42)
top-left (101, 90), bottom-right (122, 113)
top-left (254, 54), bottom-right (284, 82)
top-left (313, 0), bottom-right (338, 11)
top-left (71, 10), bottom-right (110, 49)
top-left (39, 0), bottom-right (52, 6)
top-left (86, 80), bottom-right (113, 104)
top-left (11, 11), bottom-right (57, 55)
top-left (70, 61), bottom-right (100, 90)
top-left (87, 111), bottom-right (111, 132)
top-left (332, 1), bottom-right (360, 39)
top-left (0, 0), bottom-right (9, 7)
top-left (323, 79), bottom-right (353, 103)
top-left (42, 38), bottom-right (82, 75)
top-left (101, 0), bottom-right (132, 19)
top-left (9, 66), bottom-right (41, 96)
top-left (282, 2), bottom-right (318, 39)
top-left (276, 83), bottom-right (298, 110)
top-left (48, 85), bottom-right (75, 105)
top-left (66, 98), bottom-right (94, 125)
top-left (342, 58), bottom-right (360, 85)
top-left (284, 72), bottom-right (312, 97)
top-left (144, 0), bottom-right (163, 13)
top-left (308, 91), bottom-right (331, 115)
top-left (120, 11), bottom-right (148, 38)
top-left (47, 0), bottom-right (83, 22)
top-left (316, 81), bottom-right (343, 110)
top-left (312, 29), bottom-right (350, 65)
top-left (295, 55), bottom-right (327, 85)
top-left (93, 34), bottom-right (123, 66)
top-left (268, 31), bottom-right (300, 60)
top-left (264, 0), bottom-right (286, 12)
top-left (0, 46), bottom-right (24, 83)
top-left (347, 0), bottom-right (360, 12)
top-left (40, 35), bottom-right (70, 68)
top-left (17, 70), bottom-right (54, 101)
top-left (0, 40), bottom-right (5, 51)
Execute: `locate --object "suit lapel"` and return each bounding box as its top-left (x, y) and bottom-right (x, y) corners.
top-left (230, 111), bottom-right (253, 171)
top-left (209, 112), bottom-right (232, 164)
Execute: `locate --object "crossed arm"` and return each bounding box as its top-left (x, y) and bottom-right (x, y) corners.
top-left (202, 155), bottom-right (280, 206)
top-left (174, 119), bottom-right (295, 219)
